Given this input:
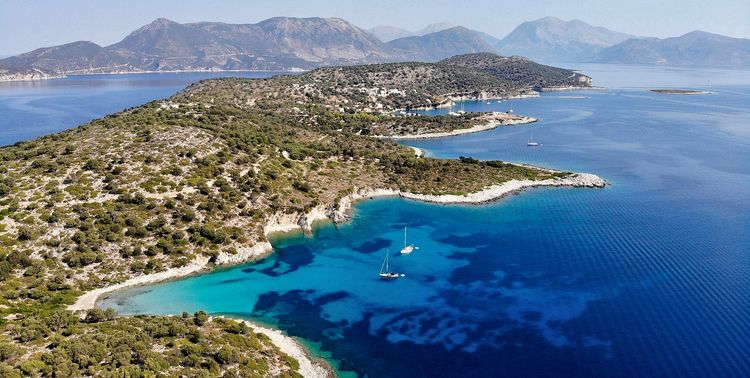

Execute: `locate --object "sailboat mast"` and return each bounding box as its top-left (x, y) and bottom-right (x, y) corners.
top-left (404, 226), bottom-right (407, 248)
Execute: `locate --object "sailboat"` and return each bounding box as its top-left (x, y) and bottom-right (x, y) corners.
top-left (448, 100), bottom-right (458, 116)
top-left (527, 134), bottom-right (540, 147)
top-left (400, 226), bottom-right (417, 254)
top-left (379, 249), bottom-right (402, 279)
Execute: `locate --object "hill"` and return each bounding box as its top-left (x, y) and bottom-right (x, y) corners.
top-left (368, 22), bottom-right (457, 42)
top-left (440, 53), bottom-right (592, 89)
top-left (414, 22), bottom-right (456, 36)
top-left (0, 18), bottom-right (510, 80)
top-left (184, 53), bottom-right (590, 112)
top-left (593, 31), bottom-right (750, 68)
top-left (0, 41), bottom-right (122, 76)
top-left (386, 27), bottom-right (497, 62)
top-left (368, 25), bottom-right (413, 42)
top-left (0, 54), bottom-right (598, 374)
top-left (0, 17), bottom-right (400, 79)
top-left (495, 16), bottom-right (635, 63)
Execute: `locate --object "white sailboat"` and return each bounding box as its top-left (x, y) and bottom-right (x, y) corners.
top-left (527, 134), bottom-right (540, 147)
top-left (400, 226), bottom-right (416, 254)
top-left (379, 249), bottom-right (402, 279)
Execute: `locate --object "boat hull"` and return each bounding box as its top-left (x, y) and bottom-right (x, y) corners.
top-left (379, 273), bottom-right (401, 280)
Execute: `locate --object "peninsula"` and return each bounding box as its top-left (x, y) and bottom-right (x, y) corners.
top-left (0, 53), bottom-right (601, 376)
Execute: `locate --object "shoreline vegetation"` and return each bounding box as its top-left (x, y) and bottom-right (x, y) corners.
top-left (72, 170), bottom-right (607, 311)
top-left (218, 318), bottom-right (334, 378)
top-left (69, 171), bottom-right (605, 377)
top-left (0, 53), bottom-right (598, 376)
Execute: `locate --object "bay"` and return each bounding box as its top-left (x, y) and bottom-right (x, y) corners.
top-left (3, 65), bottom-right (748, 377)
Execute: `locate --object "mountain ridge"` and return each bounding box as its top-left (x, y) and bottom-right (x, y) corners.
top-left (594, 30), bottom-right (750, 67)
top-left (3, 16), bottom-right (749, 81)
top-left (494, 16), bottom-right (636, 63)
top-left (386, 26), bottom-right (497, 62)
top-left (0, 17), bottom-right (402, 78)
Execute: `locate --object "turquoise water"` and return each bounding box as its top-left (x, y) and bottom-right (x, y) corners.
top-left (99, 65), bottom-right (750, 377)
top-left (4, 66), bottom-right (749, 376)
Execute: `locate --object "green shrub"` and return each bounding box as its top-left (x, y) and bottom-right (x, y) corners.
top-left (193, 311), bottom-right (208, 326)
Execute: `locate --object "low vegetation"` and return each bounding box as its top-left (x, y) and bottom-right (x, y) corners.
top-left (0, 312), bottom-right (300, 377)
top-left (0, 54), bottom-right (576, 375)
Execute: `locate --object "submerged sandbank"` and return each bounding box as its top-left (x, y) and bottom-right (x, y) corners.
top-left (67, 166), bottom-right (605, 377)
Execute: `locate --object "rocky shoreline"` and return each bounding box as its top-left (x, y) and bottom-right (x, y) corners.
top-left (386, 116), bottom-right (537, 140)
top-left (539, 85), bottom-right (599, 92)
top-left (0, 70), bottom-right (65, 82)
top-left (394, 91), bottom-right (541, 112)
top-left (68, 170), bottom-right (606, 312)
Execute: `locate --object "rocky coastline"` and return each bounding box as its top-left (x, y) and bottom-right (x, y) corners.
top-left (385, 116), bottom-right (537, 140)
top-left (65, 169), bottom-right (605, 377)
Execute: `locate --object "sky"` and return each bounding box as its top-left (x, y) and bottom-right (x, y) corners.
top-left (1, 0), bottom-right (749, 55)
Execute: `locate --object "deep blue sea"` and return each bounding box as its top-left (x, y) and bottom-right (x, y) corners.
top-left (3, 66), bottom-right (749, 377)
top-left (0, 72), bottom-right (279, 146)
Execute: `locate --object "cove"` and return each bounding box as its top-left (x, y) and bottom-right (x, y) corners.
top-left (96, 64), bottom-right (750, 377)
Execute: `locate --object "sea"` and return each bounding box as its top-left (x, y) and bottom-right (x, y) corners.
top-left (3, 65), bottom-right (750, 377)
top-left (0, 72), bottom-right (280, 146)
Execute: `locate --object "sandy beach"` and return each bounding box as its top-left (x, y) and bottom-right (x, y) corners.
top-left (67, 255), bottom-right (211, 312)
top-left (209, 317), bottom-right (333, 378)
top-left (238, 320), bottom-right (333, 378)
top-left (409, 146), bottom-right (425, 157)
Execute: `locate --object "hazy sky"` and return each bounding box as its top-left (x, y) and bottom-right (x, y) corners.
top-left (1, 0), bottom-right (749, 55)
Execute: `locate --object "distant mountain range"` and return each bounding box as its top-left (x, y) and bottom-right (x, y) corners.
top-left (368, 25), bottom-right (413, 43)
top-left (0, 17), bottom-right (400, 80)
top-left (493, 16), bottom-right (636, 63)
top-left (382, 18), bottom-right (750, 67)
top-left (593, 31), bottom-right (750, 67)
top-left (387, 27), bottom-right (496, 62)
top-left (1, 16), bottom-right (748, 81)
top-left (368, 22), bottom-right (456, 42)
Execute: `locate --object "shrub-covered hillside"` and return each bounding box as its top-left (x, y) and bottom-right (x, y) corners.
top-left (0, 54), bottom-right (578, 376)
